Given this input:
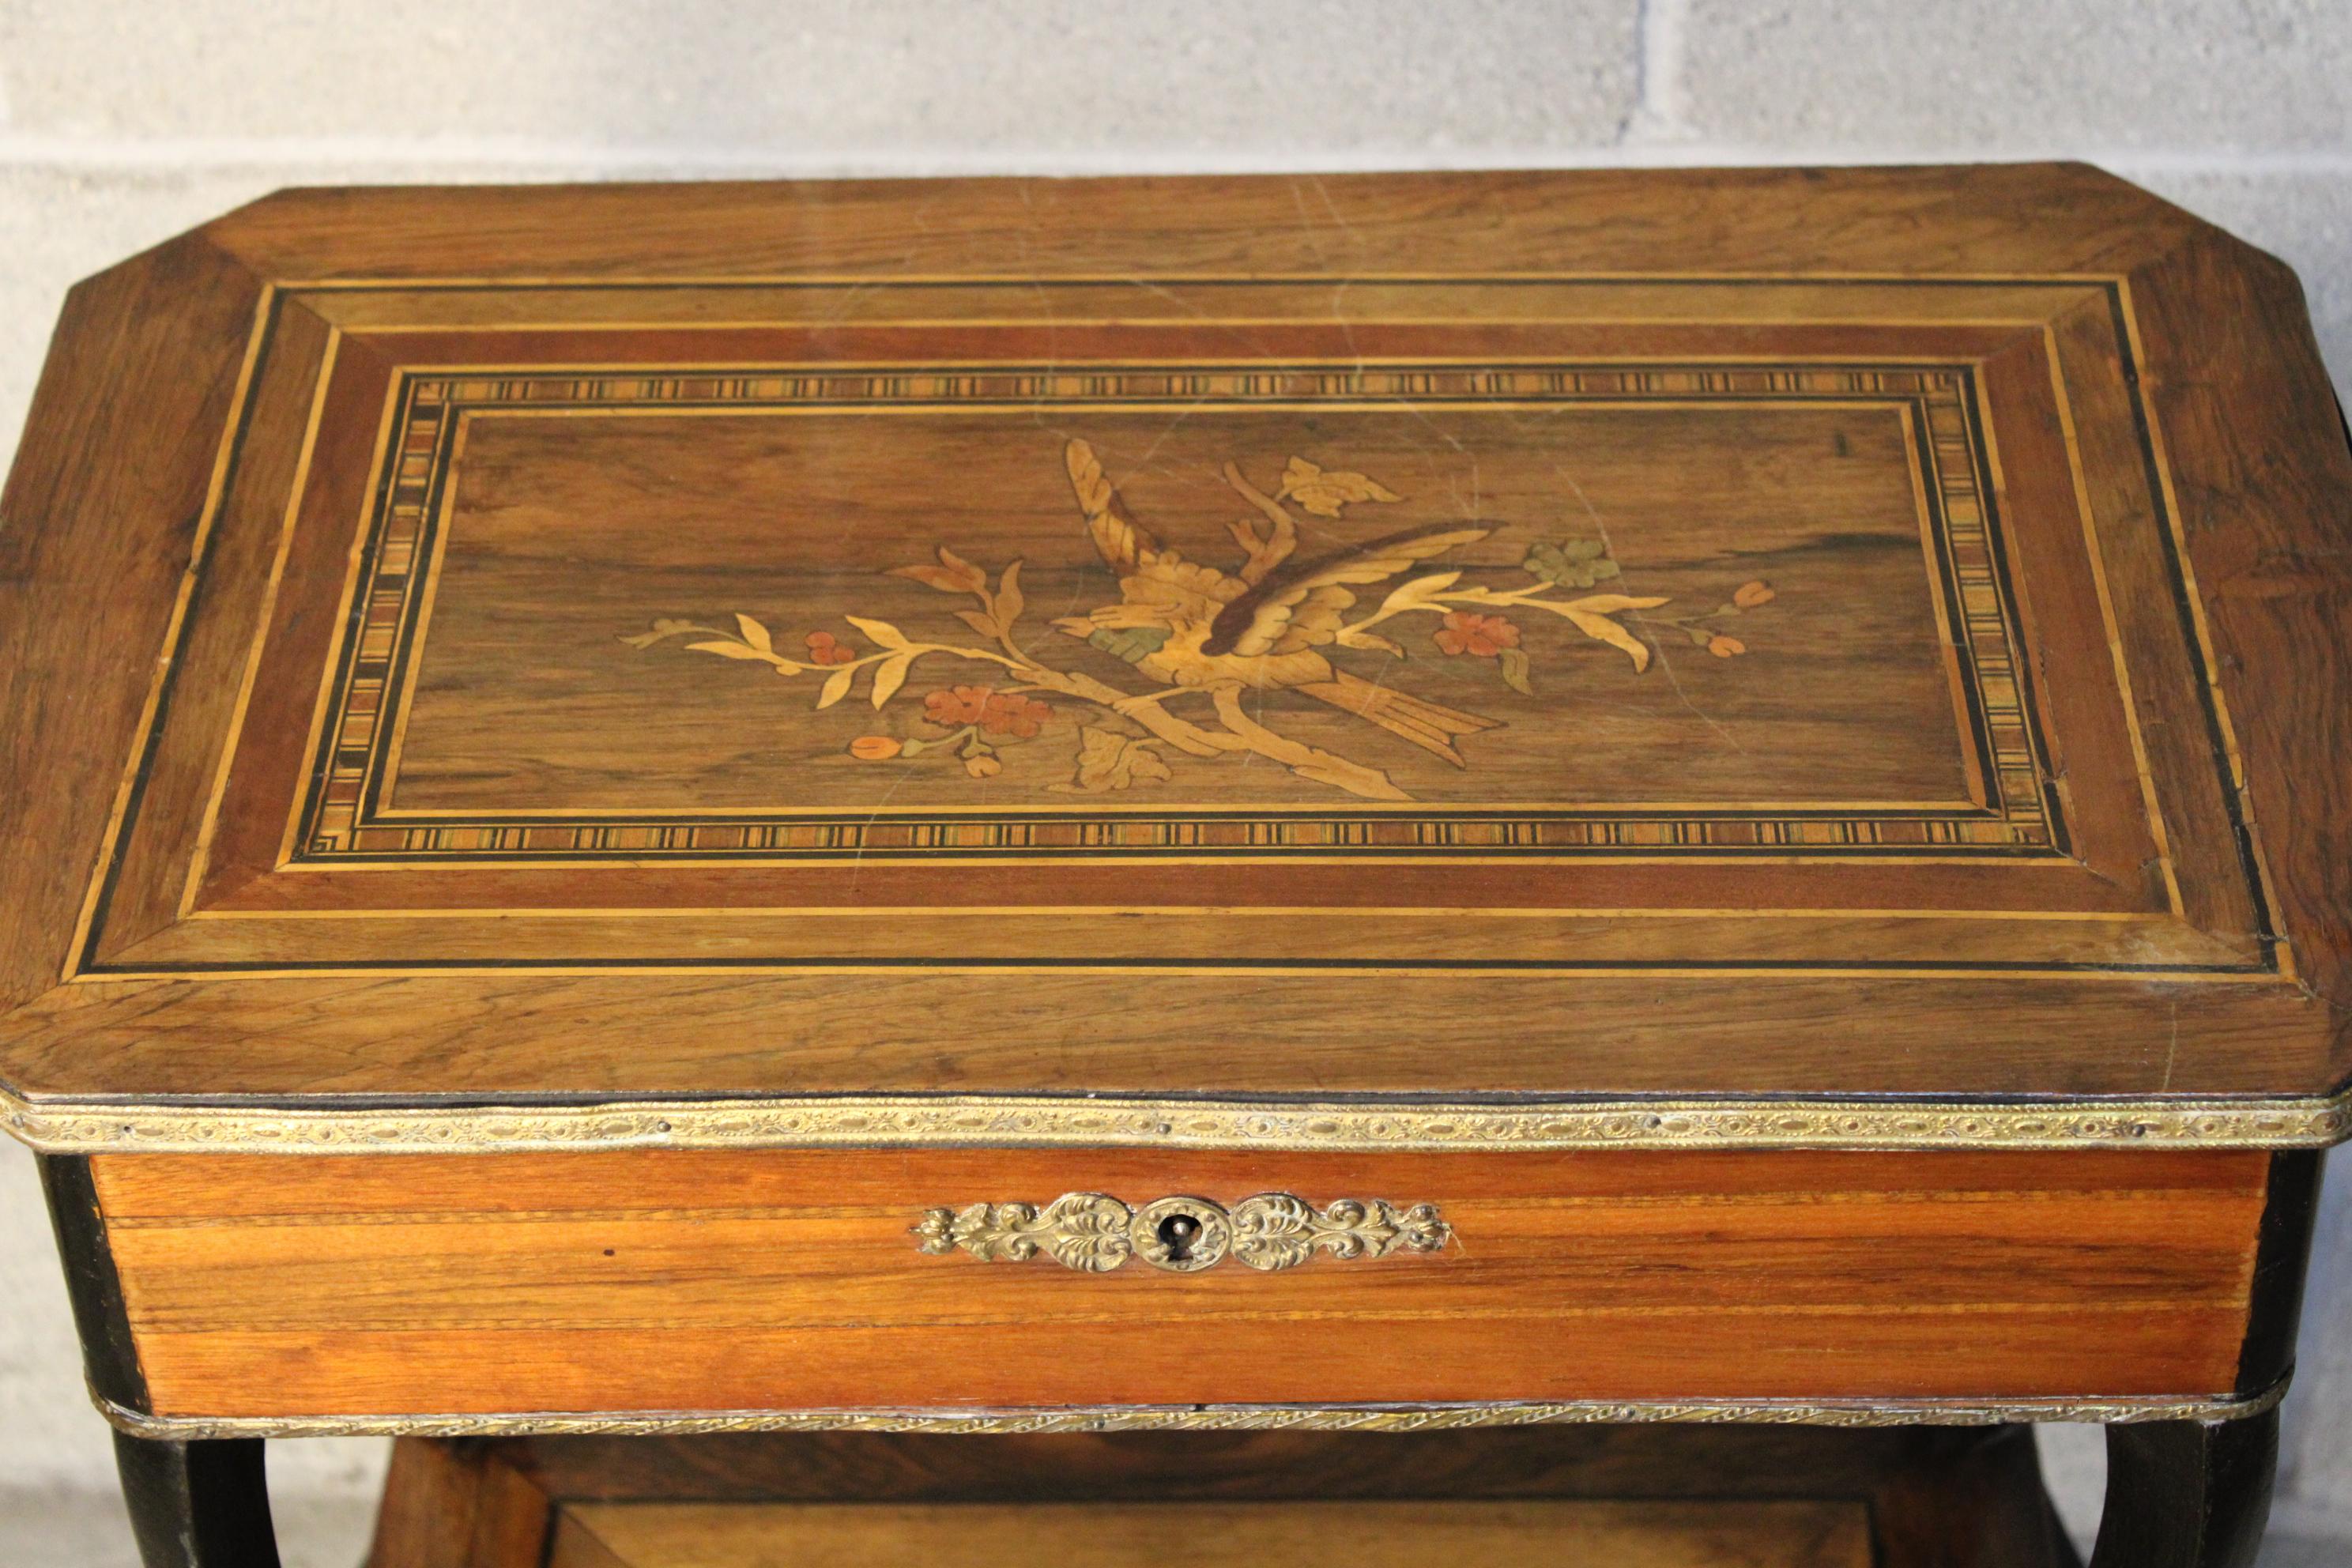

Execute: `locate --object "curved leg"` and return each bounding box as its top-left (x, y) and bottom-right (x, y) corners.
top-left (2089, 1410), bottom-right (2276, 1568)
top-left (111, 1433), bottom-right (281, 1568)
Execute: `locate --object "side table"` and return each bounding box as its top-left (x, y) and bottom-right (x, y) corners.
top-left (3, 164), bottom-right (2346, 1567)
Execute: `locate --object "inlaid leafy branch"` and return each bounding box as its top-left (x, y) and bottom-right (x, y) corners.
top-left (624, 444), bottom-right (1785, 801)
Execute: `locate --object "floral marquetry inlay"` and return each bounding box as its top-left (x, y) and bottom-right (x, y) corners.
top-left (288, 359), bottom-right (2071, 863)
top-left (7, 172), bottom-right (2336, 1182)
top-left (628, 440), bottom-right (1781, 804)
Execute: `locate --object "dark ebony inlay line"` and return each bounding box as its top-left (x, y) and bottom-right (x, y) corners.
top-left (2237, 1150), bottom-right (2324, 1395)
top-left (2101, 283), bottom-right (2281, 971)
top-left (37, 1155), bottom-right (148, 1415)
top-left (76, 292), bottom-right (286, 975)
top-left (75, 953), bottom-right (2271, 978)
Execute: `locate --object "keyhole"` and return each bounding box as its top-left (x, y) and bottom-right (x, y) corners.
top-left (1157, 1212), bottom-right (1201, 1261)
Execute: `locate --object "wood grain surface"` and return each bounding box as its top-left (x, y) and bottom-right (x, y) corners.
top-left (1, 164), bottom-right (2346, 1129)
top-left (545, 1499), bottom-right (1876, 1568)
top-left (91, 1148), bottom-right (2268, 1418)
top-left (365, 1423), bottom-right (2079, 1568)
top-left (0, 236), bottom-right (264, 1015)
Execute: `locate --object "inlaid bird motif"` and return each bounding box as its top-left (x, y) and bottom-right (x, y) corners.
top-left (1050, 439), bottom-right (1501, 766)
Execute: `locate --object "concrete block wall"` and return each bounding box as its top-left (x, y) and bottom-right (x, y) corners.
top-left (0, 4), bottom-right (2345, 1562)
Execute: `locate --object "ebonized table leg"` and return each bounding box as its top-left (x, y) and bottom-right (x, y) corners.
top-left (2088, 1410), bottom-right (2278, 1568)
top-left (111, 1433), bottom-right (281, 1568)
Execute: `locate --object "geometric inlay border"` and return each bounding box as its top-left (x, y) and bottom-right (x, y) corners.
top-left (292, 360), bottom-right (2067, 862)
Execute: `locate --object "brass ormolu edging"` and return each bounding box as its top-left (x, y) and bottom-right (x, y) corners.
top-left (6, 1086), bottom-right (2350, 1155)
top-left (92, 1376), bottom-right (2290, 1442)
top-left (914, 1192), bottom-right (1450, 1272)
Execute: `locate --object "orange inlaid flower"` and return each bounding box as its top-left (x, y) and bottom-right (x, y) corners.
top-left (978, 691), bottom-right (1053, 738)
top-left (1433, 611), bottom-right (1521, 658)
top-left (923, 684), bottom-right (993, 726)
top-left (1732, 581), bottom-right (1776, 609)
top-left (1708, 634), bottom-right (1747, 658)
top-left (847, 735), bottom-right (902, 760)
top-left (804, 630), bottom-right (858, 665)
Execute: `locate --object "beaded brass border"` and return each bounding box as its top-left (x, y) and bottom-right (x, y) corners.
top-left (8, 1086), bottom-right (2348, 1154)
top-left (96, 1377), bottom-right (2288, 1441)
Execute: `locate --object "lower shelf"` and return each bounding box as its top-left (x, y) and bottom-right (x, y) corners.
top-left (367, 1424), bottom-right (2081, 1568)
top-left (545, 1498), bottom-right (1869, 1567)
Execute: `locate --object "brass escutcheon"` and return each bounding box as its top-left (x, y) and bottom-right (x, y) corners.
top-left (1130, 1195), bottom-right (1231, 1272)
top-left (912, 1192), bottom-right (1449, 1273)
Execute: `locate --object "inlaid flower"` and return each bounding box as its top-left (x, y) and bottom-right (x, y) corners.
top-left (978, 691), bottom-right (1053, 738)
top-left (1523, 537), bottom-right (1621, 588)
top-left (1433, 611), bottom-right (1521, 659)
top-left (803, 630), bottom-right (858, 665)
top-left (923, 684), bottom-right (993, 726)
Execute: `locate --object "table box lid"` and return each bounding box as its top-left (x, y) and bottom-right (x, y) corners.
top-left (4, 166), bottom-right (2349, 1154)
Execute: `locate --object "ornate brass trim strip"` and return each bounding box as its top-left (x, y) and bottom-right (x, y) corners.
top-left (8, 1086), bottom-right (2348, 1155)
top-left (914, 1192), bottom-right (1449, 1272)
top-left (95, 1376), bottom-right (2289, 1442)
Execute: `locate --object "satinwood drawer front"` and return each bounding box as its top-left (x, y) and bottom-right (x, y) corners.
top-left (85, 1148), bottom-right (2268, 1423)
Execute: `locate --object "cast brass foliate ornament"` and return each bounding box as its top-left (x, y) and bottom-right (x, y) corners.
top-left (1229, 1194), bottom-right (1450, 1270)
top-left (911, 1193), bottom-right (1133, 1272)
top-left (914, 1192), bottom-right (1451, 1273)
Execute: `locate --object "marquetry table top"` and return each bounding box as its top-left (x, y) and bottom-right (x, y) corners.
top-left (2, 165), bottom-right (2348, 1156)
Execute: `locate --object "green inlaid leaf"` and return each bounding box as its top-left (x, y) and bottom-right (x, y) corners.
top-left (1088, 625), bottom-right (1172, 664)
top-left (1498, 646), bottom-right (1534, 696)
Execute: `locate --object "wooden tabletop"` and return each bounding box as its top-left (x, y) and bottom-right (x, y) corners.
top-left (2, 164), bottom-right (2348, 1155)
